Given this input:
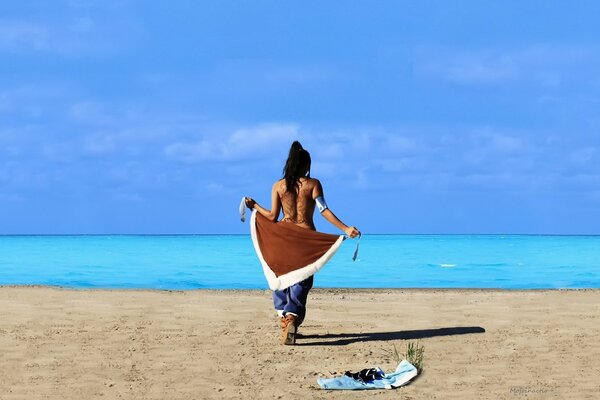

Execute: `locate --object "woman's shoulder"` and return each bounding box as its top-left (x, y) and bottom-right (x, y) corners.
top-left (307, 177), bottom-right (322, 187)
top-left (297, 176), bottom-right (320, 185)
top-left (301, 177), bottom-right (321, 194)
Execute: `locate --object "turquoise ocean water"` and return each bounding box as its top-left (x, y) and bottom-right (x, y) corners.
top-left (0, 235), bottom-right (599, 289)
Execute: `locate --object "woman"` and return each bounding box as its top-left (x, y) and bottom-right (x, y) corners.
top-left (244, 141), bottom-right (360, 345)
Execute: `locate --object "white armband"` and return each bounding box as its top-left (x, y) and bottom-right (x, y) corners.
top-left (239, 196), bottom-right (247, 222)
top-left (315, 195), bottom-right (328, 213)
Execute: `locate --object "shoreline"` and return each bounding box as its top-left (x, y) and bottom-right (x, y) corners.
top-left (2, 284), bottom-right (599, 292)
top-left (2, 286), bottom-right (599, 399)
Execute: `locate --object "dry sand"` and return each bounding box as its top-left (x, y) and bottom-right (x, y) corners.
top-left (1, 287), bottom-right (599, 399)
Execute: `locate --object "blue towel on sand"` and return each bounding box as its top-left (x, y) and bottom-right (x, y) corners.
top-left (317, 360), bottom-right (418, 390)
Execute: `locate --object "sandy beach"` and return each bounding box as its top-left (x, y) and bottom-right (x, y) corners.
top-left (1, 287), bottom-right (599, 399)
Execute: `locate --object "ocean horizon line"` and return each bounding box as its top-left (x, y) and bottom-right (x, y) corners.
top-left (1, 233), bottom-right (600, 237)
top-left (2, 284), bottom-right (598, 292)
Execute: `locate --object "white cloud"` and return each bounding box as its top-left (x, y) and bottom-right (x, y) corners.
top-left (310, 161), bottom-right (338, 178)
top-left (3, 89), bottom-right (598, 197)
top-left (442, 54), bottom-right (518, 84)
top-left (69, 101), bottom-right (115, 124)
top-left (536, 71), bottom-right (561, 88)
top-left (476, 129), bottom-right (527, 153)
top-left (67, 0), bottom-right (99, 9)
top-left (205, 182), bottom-right (226, 193)
top-left (568, 147), bottom-right (598, 168)
top-left (373, 157), bottom-right (426, 173)
top-left (164, 123), bottom-right (299, 163)
top-left (216, 60), bottom-right (335, 88)
top-left (109, 190), bottom-right (143, 202)
top-left (0, 93), bottom-right (10, 113)
top-left (41, 143), bottom-right (78, 163)
top-left (417, 49), bottom-right (519, 84)
top-left (0, 145), bottom-right (21, 157)
top-left (0, 84), bottom-right (75, 119)
top-left (67, 0), bottom-right (131, 10)
top-left (385, 135), bottom-right (417, 153)
top-left (0, 21), bottom-right (50, 51)
top-left (68, 17), bottom-right (94, 33)
top-left (264, 66), bottom-right (332, 85)
top-left (354, 167), bottom-right (370, 189)
top-left (164, 139), bottom-right (219, 162)
top-left (0, 14), bottom-right (137, 55)
top-left (83, 133), bottom-right (116, 155)
top-left (416, 45), bottom-right (600, 86)
top-left (0, 192), bottom-right (24, 202)
top-left (317, 143), bottom-right (344, 159)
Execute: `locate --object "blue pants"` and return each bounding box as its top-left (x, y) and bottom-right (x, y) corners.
top-left (272, 276), bottom-right (313, 326)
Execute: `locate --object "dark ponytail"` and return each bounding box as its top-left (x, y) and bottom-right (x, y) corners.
top-left (283, 141), bottom-right (311, 194)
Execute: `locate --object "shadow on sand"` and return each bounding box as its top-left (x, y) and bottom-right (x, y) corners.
top-left (296, 326), bottom-right (485, 346)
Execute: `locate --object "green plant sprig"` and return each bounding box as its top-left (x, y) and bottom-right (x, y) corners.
top-left (392, 341), bottom-right (425, 374)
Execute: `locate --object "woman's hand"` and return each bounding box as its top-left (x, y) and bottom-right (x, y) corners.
top-left (344, 226), bottom-right (360, 238)
top-left (245, 197), bottom-right (256, 209)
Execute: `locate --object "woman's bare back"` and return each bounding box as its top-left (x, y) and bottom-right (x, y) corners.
top-left (275, 177), bottom-right (318, 230)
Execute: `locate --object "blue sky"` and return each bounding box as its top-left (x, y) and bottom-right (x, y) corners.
top-left (1, 1), bottom-right (599, 234)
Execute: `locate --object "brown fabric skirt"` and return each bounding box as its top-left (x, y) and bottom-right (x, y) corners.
top-left (250, 210), bottom-right (345, 290)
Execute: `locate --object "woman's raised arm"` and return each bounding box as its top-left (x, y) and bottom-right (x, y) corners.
top-left (313, 180), bottom-right (360, 238)
top-left (245, 182), bottom-right (281, 222)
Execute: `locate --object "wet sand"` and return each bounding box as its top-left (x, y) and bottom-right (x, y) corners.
top-left (1, 287), bottom-right (599, 399)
